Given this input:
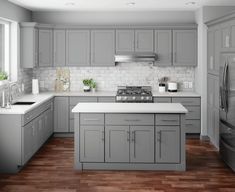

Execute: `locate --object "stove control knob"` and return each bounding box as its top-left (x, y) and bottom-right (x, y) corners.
top-left (141, 96), bottom-right (144, 100)
top-left (132, 96), bottom-right (136, 100)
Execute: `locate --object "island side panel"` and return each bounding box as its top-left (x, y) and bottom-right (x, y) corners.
top-left (74, 113), bottom-right (82, 170)
top-left (180, 114), bottom-right (186, 171)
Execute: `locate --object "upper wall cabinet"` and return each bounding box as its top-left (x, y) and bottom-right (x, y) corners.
top-left (20, 23), bottom-right (38, 68)
top-left (91, 30), bottom-right (115, 66)
top-left (116, 30), bottom-right (135, 53)
top-left (135, 30), bottom-right (154, 52)
top-left (173, 30), bottom-right (197, 66)
top-left (53, 30), bottom-right (66, 67)
top-left (207, 25), bottom-right (221, 75)
top-left (155, 30), bottom-right (172, 66)
top-left (38, 29), bottom-right (53, 67)
top-left (221, 20), bottom-right (235, 52)
top-left (66, 30), bottom-right (90, 66)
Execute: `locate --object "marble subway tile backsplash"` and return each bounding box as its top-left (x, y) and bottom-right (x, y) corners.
top-left (34, 63), bottom-right (195, 92)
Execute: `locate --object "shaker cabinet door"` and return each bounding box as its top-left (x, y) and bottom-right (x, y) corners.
top-left (91, 30), bottom-right (115, 66)
top-left (173, 30), bottom-right (197, 66)
top-left (155, 30), bottom-right (172, 66)
top-left (156, 126), bottom-right (180, 163)
top-left (38, 29), bottom-right (53, 67)
top-left (130, 126), bottom-right (154, 163)
top-left (53, 30), bottom-right (66, 67)
top-left (116, 30), bottom-right (134, 53)
top-left (66, 30), bottom-right (90, 66)
top-left (80, 126), bottom-right (104, 162)
top-left (105, 126), bottom-right (130, 163)
top-left (54, 97), bottom-right (69, 133)
top-left (135, 30), bottom-right (154, 52)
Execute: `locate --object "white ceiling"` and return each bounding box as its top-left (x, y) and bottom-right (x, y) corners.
top-left (8, 0), bottom-right (235, 11)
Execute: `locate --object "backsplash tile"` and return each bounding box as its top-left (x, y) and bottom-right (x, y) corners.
top-left (34, 63), bottom-right (195, 92)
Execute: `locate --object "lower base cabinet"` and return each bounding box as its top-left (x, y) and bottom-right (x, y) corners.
top-left (156, 126), bottom-right (180, 163)
top-left (80, 126), bottom-right (104, 162)
top-left (105, 126), bottom-right (154, 163)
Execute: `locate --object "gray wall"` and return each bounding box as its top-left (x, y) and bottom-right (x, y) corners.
top-left (203, 6), bottom-right (235, 23)
top-left (0, 0), bottom-right (31, 22)
top-left (32, 11), bottom-right (196, 25)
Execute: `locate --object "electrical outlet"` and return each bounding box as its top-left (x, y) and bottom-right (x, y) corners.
top-left (183, 82), bottom-right (189, 89)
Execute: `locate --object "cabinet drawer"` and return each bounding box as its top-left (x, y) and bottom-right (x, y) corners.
top-left (153, 97), bottom-right (171, 103)
top-left (97, 96), bottom-right (116, 103)
top-left (185, 120), bottom-right (201, 133)
top-left (172, 97), bottom-right (200, 106)
top-left (80, 113), bottom-right (104, 125)
top-left (105, 114), bottom-right (154, 125)
top-left (70, 96), bottom-right (97, 105)
top-left (185, 106), bottom-right (200, 120)
top-left (155, 114), bottom-right (179, 125)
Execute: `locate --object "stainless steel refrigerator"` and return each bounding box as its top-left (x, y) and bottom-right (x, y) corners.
top-left (220, 53), bottom-right (235, 171)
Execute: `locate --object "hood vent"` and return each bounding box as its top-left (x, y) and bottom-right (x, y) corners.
top-left (115, 53), bottom-right (158, 64)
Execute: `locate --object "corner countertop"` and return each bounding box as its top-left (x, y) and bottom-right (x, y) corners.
top-left (72, 103), bottom-right (188, 114)
top-left (0, 91), bottom-right (200, 115)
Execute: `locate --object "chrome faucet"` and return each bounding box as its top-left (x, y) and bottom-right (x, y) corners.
top-left (6, 82), bottom-right (18, 108)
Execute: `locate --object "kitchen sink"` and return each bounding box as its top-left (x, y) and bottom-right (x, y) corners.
top-left (13, 101), bottom-right (35, 105)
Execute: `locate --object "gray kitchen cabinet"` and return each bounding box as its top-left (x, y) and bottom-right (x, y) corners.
top-left (22, 121), bottom-right (34, 165)
top-left (91, 30), bottom-right (115, 66)
top-left (130, 126), bottom-right (154, 163)
top-left (105, 126), bottom-right (130, 162)
top-left (35, 115), bottom-right (44, 152)
top-left (53, 30), bottom-right (66, 67)
top-left (173, 30), bottom-right (197, 66)
top-left (156, 126), bottom-right (180, 163)
top-left (207, 74), bottom-right (220, 148)
top-left (155, 30), bottom-right (172, 66)
top-left (66, 30), bottom-right (90, 66)
top-left (208, 25), bottom-right (221, 75)
top-left (80, 125), bottom-right (104, 162)
top-left (135, 30), bottom-right (154, 52)
top-left (172, 97), bottom-right (201, 134)
top-left (221, 20), bottom-right (235, 52)
top-left (54, 97), bottom-right (69, 133)
top-left (38, 29), bottom-right (53, 67)
top-left (44, 106), bottom-right (53, 139)
top-left (116, 30), bottom-right (134, 53)
top-left (97, 96), bottom-right (116, 103)
top-left (20, 23), bottom-right (38, 68)
top-left (153, 97), bottom-right (171, 103)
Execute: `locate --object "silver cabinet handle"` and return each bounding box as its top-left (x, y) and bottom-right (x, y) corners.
top-left (84, 118), bottom-right (99, 121)
top-left (131, 131), bottom-right (135, 143)
top-left (125, 119), bottom-right (140, 122)
top-left (157, 131), bottom-right (161, 142)
top-left (101, 131), bottom-right (105, 141)
top-left (127, 131), bottom-right (130, 142)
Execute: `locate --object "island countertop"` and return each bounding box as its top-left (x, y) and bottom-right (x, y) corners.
top-left (72, 103), bottom-right (188, 114)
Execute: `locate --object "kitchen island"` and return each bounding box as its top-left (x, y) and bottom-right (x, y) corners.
top-left (72, 103), bottom-right (188, 171)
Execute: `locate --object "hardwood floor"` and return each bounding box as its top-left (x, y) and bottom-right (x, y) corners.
top-left (0, 137), bottom-right (235, 192)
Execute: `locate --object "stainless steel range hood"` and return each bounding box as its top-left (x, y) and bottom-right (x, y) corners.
top-left (115, 53), bottom-right (158, 63)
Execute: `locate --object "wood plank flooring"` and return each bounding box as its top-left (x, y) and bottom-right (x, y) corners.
top-left (0, 138), bottom-right (235, 192)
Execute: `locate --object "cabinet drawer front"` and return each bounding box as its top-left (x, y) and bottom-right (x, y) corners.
top-left (70, 97), bottom-right (97, 105)
top-left (80, 113), bottom-right (104, 125)
top-left (172, 97), bottom-right (200, 106)
top-left (155, 114), bottom-right (179, 125)
top-left (153, 97), bottom-right (171, 103)
top-left (97, 97), bottom-right (116, 103)
top-left (186, 106), bottom-right (200, 120)
top-left (185, 120), bottom-right (201, 133)
top-left (105, 114), bottom-right (154, 125)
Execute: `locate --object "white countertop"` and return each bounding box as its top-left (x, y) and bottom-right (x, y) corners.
top-left (0, 93), bottom-right (54, 114)
top-left (0, 91), bottom-right (199, 115)
top-left (72, 103), bottom-right (188, 114)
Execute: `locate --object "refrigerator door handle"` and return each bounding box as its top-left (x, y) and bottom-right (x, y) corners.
top-left (221, 61), bottom-right (227, 110)
top-left (224, 60), bottom-right (229, 112)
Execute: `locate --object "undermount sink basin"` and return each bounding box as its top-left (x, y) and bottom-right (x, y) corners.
top-left (13, 101), bottom-right (35, 105)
